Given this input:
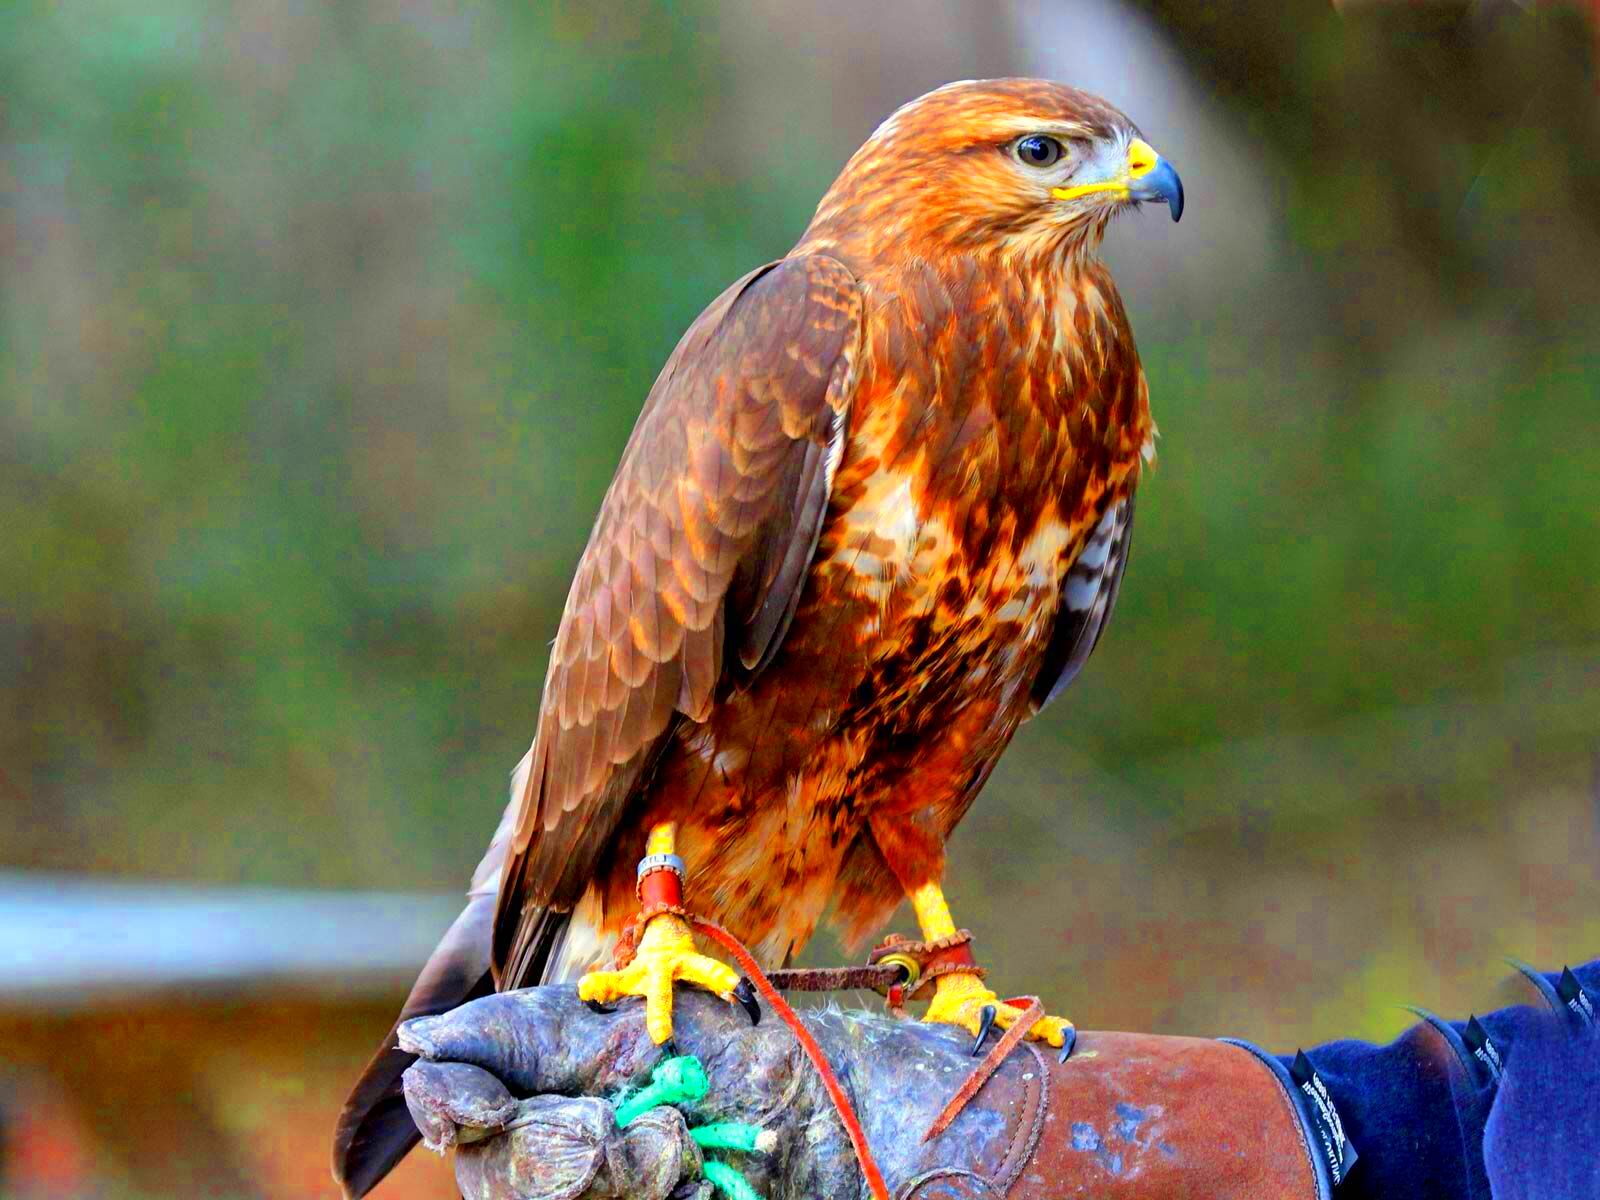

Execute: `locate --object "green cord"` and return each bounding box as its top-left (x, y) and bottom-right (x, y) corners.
top-left (612, 1054), bottom-right (772, 1199)
top-left (703, 1160), bottom-right (763, 1200)
top-left (615, 1055), bottom-right (710, 1126)
top-left (691, 1122), bottom-right (771, 1152)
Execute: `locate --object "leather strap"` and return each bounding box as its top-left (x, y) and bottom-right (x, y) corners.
top-left (764, 930), bottom-right (987, 1009)
top-left (897, 1169), bottom-right (1002, 1199)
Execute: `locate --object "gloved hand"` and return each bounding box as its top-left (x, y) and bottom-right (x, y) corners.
top-left (398, 957), bottom-right (1600, 1200)
top-left (397, 986), bottom-right (1323, 1200)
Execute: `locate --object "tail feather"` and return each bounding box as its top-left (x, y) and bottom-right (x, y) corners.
top-left (332, 892), bottom-right (495, 1198)
top-left (332, 752), bottom-right (531, 1199)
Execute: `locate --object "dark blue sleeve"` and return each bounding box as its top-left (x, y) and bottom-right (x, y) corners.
top-left (1481, 1007), bottom-right (1600, 1200)
top-left (1266, 958), bottom-right (1598, 1200)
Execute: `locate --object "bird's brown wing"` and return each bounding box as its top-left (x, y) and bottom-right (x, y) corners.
top-left (492, 254), bottom-right (863, 987)
top-left (1030, 490), bottom-right (1136, 712)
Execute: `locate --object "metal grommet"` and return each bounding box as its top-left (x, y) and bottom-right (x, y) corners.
top-left (877, 951), bottom-right (922, 993)
top-left (636, 852), bottom-right (687, 880)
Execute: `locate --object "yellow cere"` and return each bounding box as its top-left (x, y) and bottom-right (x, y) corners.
top-left (1125, 138), bottom-right (1159, 179)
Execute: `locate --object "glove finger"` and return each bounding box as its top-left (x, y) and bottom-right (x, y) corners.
top-left (455, 1095), bottom-right (614, 1200)
top-left (400, 986), bottom-right (658, 1096)
top-left (614, 1106), bottom-right (702, 1200)
top-left (402, 986), bottom-right (804, 1102)
top-left (402, 1060), bottom-right (518, 1152)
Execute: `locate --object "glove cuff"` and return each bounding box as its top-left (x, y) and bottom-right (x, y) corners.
top-left (887, 1031), bottom-right (1326, 1200)
top-left (1221, 1038), bottom-right (1342, 1200)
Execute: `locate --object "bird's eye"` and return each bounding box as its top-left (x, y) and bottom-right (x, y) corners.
top-left (1013, 135), bottom-right (1065, 169)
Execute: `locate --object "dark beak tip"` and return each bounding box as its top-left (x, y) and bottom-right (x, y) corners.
top-left (1131, 159), bottom-right (1184, 224)
top-left (1163, 162), bottom-right (1185, 222)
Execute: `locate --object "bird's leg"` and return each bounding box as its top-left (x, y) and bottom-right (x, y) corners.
top-left (908, 879), bottom-right (1073, 1053)
top-left (576, 822), bottom-right (756, 1045)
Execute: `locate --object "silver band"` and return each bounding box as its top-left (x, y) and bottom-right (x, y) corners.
top-left (636, 852), bottom-right (687, 881)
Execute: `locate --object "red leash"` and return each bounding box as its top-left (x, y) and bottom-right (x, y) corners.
top-left (692, 916), bottom-right (892, 1200)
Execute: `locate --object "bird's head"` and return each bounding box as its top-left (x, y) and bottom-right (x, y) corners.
top-left (800, 78), bottom-right (1183, 266)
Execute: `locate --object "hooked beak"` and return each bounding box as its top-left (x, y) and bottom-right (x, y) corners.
top-left (1051, 137), bottom-right (1185, 223)
top-left (1127, 141), bottom-right (1184, 222)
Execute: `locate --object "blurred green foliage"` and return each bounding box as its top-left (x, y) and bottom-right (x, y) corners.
top-left (2, 0), bottom-right (1597, 1043)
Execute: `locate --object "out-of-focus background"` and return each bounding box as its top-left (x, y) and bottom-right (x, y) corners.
top-left (2, 1), bottom-right (1597, 1196)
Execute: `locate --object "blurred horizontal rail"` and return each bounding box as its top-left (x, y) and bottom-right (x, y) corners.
top-left (0, 873), bottom-right (462, 1008)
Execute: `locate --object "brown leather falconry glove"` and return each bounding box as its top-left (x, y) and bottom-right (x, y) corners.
top-left (395, 986), bottom-right (1327, 1200)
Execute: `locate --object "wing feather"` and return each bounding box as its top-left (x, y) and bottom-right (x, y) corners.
top-left (492, 255), bottom-right (862, 985)
top-left (1029, 491), bottom-right (1136, 713)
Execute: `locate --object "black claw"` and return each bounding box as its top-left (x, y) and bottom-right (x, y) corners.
top-left (1058, 1026), bottom-right (1077, 1064)
top-left (734, 977), bottom-right (762, 1026)
top-left (584, 998), bottom-right (616, 1015)
top-left (661, 1038), bottom-right (679, 1058)
top-left (971, 1004), bottom-right (998, 1056)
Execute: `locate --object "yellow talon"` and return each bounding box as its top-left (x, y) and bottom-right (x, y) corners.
top-left (907, 878), bottom-right (1072, 1049)
top-left (577, 823), bottom-right (741, 1045)
top-left (922, 970), bottom-right (1072, 1048)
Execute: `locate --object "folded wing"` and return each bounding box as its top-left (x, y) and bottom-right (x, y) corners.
top-left (492, 254), bottom-right (863, 987)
